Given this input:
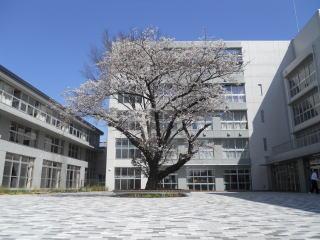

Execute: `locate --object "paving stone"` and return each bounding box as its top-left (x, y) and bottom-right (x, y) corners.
top-left (0, 192), bottom-right (319, 239)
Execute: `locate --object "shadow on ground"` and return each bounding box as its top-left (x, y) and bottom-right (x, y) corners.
top-left (208, 192), bottom-right (320, 214)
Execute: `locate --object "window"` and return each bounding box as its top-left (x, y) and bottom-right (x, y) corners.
top-left (2, 153), bottom-right (34, 188)
top-left (191, 140), bottom-right (214, 160)
top-left (66, 165), bottom-right (81, 188)
top-left (191, 116), bottom-right (212, 130)
top-left (292, 89), bottom-right (320, 125)
top-left (0, 80), bottom-right (14, 105)
top-left (68, 143), bottom-right (81, 159)
top-left (159, 174), bottom-right (178, 189)
top-left (41, 160), bottom-right (62, 188)
top-left (118, 94), bottom-right (142, 104)
top-left (85, 149), bottom-right (96, 162)
top-left (114, 167), bottom-right (141, 190)
top-left (224, 48), bottom-right (243, 63)
top-left (260, 110), bottom-right (265, 123)
top-left (220, 111), bottom-right (248, 130)
top-left (44, 135), bottom-right (64, 154)
top-left (222, 139), bottom-right (248, 159)
top-left (288, 56), bottom-right (315, 98)
top-left (223, 85), bottom-right (246, 103)
top-left (115, 138), bottom-right (141, 159)
top-left (9, 122), bottom-right (37, 147)
top-left (295, 123), bottom-right (320, 148)
top-left (69, 123), bottom-right (88, 141)
top-left (271, 162), bottom-right (300, 192)
top-left (258, 84), bottom-right (263, 96)
top-left (187, 168), bottom-right (215, 191)
top-left (263, 138), bottom-right (268, 151)
top-left (224, 169), bottom-right (251, 191)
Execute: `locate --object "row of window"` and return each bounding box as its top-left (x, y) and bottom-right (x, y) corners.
top-left (220, 111), bottom-right (248, 130)
top-left (115, 138), bottom-right (249, 160)
top-left (8, 121), bottom-right (84, 160)
top-left (222, 139), bottom-right (249, 159)
top-left (292, 90), bottom-right (320, 126)
top-left (0, 80), bottom-right (92, 143)
top-left (117, 85), bottom-right (247, 105)
top-left (2, 153), bottom-right (81, 189)
top-left (287, 56), bottom-right (315, 98)
top-left (295, 123), bottom-right (320, 148)
top-left (118, 111), bottom-right (249, 132)
top-left (113, 167), bottom-right (251, 191)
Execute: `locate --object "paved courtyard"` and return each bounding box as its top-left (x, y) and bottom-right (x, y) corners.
top-left (0, 192), bottom-right (319, 240)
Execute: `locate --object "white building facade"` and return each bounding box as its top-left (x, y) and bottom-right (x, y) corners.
top-left (106, 40), bottom-right (291, 191)
top-left (106, 10), bottom-right (320, 193)
top-left (0, 66), bottom-right (104, 189)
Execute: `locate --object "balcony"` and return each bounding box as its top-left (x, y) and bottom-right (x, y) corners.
top-left (0, 89), bottom-right (89, 143)
top-left (272, 130), bottom-right (320, 158)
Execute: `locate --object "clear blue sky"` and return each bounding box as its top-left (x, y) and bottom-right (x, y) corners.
top-left (0, 0), bottom-right (319, 140)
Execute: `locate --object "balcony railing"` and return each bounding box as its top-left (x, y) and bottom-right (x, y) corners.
top-left (272, 130), bottom-right (320, 156)
top-left (0, 89), bottom-right (89, 143)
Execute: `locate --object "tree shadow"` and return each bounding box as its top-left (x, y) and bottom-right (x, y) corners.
top-left (208, 192), bottom-right (320, 214)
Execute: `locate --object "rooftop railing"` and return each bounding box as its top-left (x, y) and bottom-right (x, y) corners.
top-left (0, 89), bottom-right (89, 143)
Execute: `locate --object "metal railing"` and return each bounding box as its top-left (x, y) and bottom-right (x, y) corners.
top-left (272, 129), bottom-right (320, 156)
top-left (0, 89), bottom-right (89, 142)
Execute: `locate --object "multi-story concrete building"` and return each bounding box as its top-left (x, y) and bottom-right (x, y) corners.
top-left (0, 65), bottom-right (104, 189)
top-left (106, 40), bottom-right (291, 191)
top-left (106, 10), bottom-right (320, 193)
top-left (265, 10), bottom-right (320, 192)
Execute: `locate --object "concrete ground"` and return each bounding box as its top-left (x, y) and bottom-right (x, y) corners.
top-left (0, 192), bottom-right (319, 240)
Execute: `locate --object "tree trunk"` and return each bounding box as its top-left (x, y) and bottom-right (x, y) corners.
top-left (145, 166), bottom-right (160, 190)
top-left (145, 176), bottom-right (159, 190)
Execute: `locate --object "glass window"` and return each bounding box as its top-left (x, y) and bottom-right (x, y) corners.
top-left (187, 168), bottom-right (215, 191)
top-left (222, 139), bottom-right (249, 159)
top-left (191, 116), bottom-right (212, 130)
top-left (115, 138), bottom-right (141, 159)
top-left (114, 167), bottom-right (141, 190)
top-left (224, 168), bottom-right (251, 191)
top-left (118, 94), bottom-right (142, 104)
top-left (2, 153), bottom-right (34, 189)
top-left (292, 89), bottom-right (320, 126)
top-left (192, 140), bottom-right (214, 160)
top-left (221, 111), bottom-right (247, 130)
top-left (295, 123), bottom-right (320, 148)
top-left (68, 143), bottom-right (81, 159)
top-left (9, 122), bottom-right (37, 147)
top-left (288, 56), bottom-right (315, 98)
top-left (158, 174), bottom-right (178, 189)
top-left (271, 162), bottom-right (300, 192)
top-left (41, 160), bottom-right (62, 188)
top-left (223, 84), bottom-right (246, 103)
top-left (66, 165), bottom-right (81, 188)
top-left (44, 135), bottom-right (64, 154)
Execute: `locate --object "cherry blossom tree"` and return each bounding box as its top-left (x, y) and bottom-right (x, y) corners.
top-left (66, 28), bottom-right (243, 190)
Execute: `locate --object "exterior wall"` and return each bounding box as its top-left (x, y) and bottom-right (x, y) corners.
top-left (242, 41), bottom-right (292, 190)
top-left (105, 41), bottom-right (290, 192)
top-left (266, 10), bottom-right (320, 192)
top-left (292, 10), bottom-right (320, 56)
top-left (0, 139), bottom-right (88, 189)
top-left (0, 66), bottom-right (104, 189)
